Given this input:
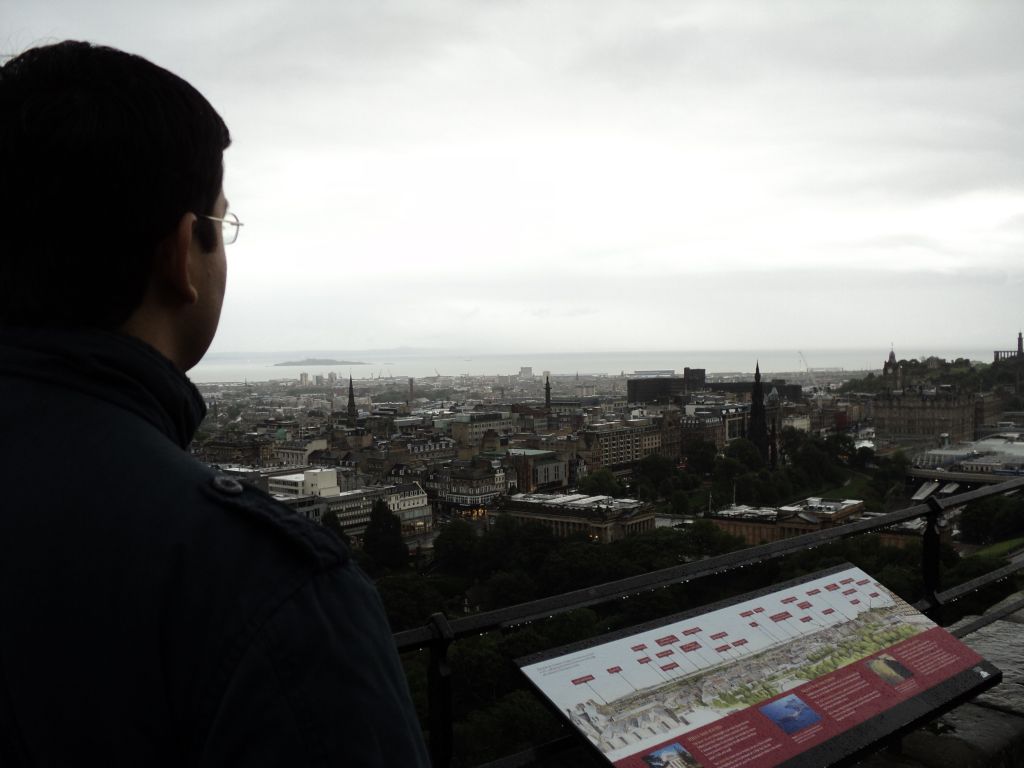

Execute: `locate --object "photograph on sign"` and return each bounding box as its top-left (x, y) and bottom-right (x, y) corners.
top-left (518, 564), bottom-right (999, 768)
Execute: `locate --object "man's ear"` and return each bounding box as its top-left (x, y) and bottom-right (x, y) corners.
top-left (158, 212), bottom-right (200, 306)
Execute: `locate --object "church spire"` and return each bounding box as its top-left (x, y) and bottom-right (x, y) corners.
top-left (749, 360), bottom-right (769, 464)
top-left (544, 375), bottom-right (551, 413)
top-left (346, 375), bottom-right (357, 425)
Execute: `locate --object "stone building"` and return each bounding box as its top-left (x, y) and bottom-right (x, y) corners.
top-left (577, 412), bottom-right (681, 474)
top-left (681, 414), bottom-right (727, 450)
top-left (200, 434), bottom-right (274, 466)
top-left (708, 498), bottom-right (865, 546)
top-left (993, 332), bottom-right (1023, 363)
top-left (268, 467), bottom-right (340, 497)
top-left (303, 482), bottom-right (432, 540)
top-left (873, 390), bottom-right (976, 445)
top-left (430, 458), bottom-right (508, 515)
top-left (450, 411), bottom-right (516, 447)
top-left (497, 492), bottom-right (655, 542)
top-left (272, 437), bottom-right (328, 467)
top-left (505, 448), bottom-right (569, 493)
top-left (680, 403), bottom-right (750, 450)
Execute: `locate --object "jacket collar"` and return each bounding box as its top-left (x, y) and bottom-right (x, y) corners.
top-left (0, 327), bottom-right (206, 449)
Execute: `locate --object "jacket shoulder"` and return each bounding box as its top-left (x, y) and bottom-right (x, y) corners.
top-left (195, 469), bottom-right (350, 570)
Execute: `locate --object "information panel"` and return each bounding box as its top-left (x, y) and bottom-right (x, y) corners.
top-left (518, 564), bottom-right (1000, 768)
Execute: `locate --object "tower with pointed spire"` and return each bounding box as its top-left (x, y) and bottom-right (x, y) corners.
top-left (883, 346), bottom-right (897, 375)
top-left (544, 376), bottom-right (551, 414)
top-left (882, 346), bottom-right (904, 390)
top-left (346, 375), bottom-right (357, 425)
top-left (748, 362), bottom-right (769, 464)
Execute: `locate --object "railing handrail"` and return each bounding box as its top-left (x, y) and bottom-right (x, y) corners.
top-left (395, 476), bottom-right (1024, 652)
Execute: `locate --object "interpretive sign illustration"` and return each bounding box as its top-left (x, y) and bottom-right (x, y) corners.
top-left (518, 565), bottom-right (1000, 768)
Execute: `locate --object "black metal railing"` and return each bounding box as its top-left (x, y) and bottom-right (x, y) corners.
top-left (394, 476), bottom-right (1024, 768)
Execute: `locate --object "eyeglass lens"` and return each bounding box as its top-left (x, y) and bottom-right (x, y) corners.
top-left (222, 214), bottom-right (239, 245)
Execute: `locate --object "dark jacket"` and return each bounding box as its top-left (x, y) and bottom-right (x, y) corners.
top-left (0, 328), bottom-right (429, 767)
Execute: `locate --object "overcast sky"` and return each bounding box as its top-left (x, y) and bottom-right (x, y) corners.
top-left (4, 1), bottom-right (1023, 356)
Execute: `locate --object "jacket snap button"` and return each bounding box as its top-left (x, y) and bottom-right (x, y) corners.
top-left (211, 475), bottom-right (244, 495)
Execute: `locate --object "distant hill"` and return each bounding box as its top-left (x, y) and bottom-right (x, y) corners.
top-left (274, 358), bottom-right (365, 366)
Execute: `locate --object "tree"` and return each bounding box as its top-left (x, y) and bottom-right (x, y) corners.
top-left (453, 690), bottom-right (562, 766)
top-left (825, 433), bottom-right (855, 465)
top-left (374, 572), bottom-right (446, 630)
top-left (578, 467), bottom-right (626, 497)
top-left (670, 490), bottom-right (690, 515)
top-left (634, 454), bottom-right (676, 488)
top-left (432, 519), bottom-right (479, 575)
top-left (710, 456), bottom-right (745, 509)
top-left (851, 446), bottom-right (875, 469)
top-left (633, 454), bottom-right (696, 502)
top-left (958, 496), bottom-right (1024, 544)
top-left (538, 540), bottom-right (624, 595)
top-left (477, 518), bottom-right (559, 576)
top-left (482, 570), bottom-right (538, 609)
top-left (868, 451), bottom-right (910, 508)
top-left (362, 499), bottom-right (408, 570)
top-left (684, 440), bottom-right (718, 477)
top-left (681, 519), bottom-right (745, 558)
top-left (726, 438), bottom-right (764, 472)
top-left (779, 427), bottom-right (807, 467)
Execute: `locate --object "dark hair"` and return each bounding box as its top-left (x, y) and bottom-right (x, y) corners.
top-left (0, 41), bottom-right (231, 328)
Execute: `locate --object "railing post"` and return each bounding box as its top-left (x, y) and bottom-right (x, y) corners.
top-left (427, 612), bottom-right (455, 768)
top-left (923, 497), bottom-right (943, 622)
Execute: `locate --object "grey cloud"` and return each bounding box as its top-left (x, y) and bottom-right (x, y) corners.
top-left (529, 306), bottom-right (598, 319)
top-left (792, 148), bottom-right (1024, 204)
top-left (557, 1), bottom-right (1024, 94)
top-left (7, 0), bottom-right (1022, 355)
top-left (757, 1), bottom-right (1024, 81)
top-left (222, 1), bottom-right (476, 86)
top-left (212, 263), bottom-right (1023, 353)
top-left (851, 234), bottom-right (960, 256)
top-left (997, 214), bottom-right (1024, 233)
top-left (566, 18), bottom-right (709, 92)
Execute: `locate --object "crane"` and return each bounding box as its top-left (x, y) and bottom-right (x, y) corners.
top-left (798, 351), bottom-right (827, 410)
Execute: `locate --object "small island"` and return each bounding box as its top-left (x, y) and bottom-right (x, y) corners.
top-left (274, 358), bottom-right (366, 366)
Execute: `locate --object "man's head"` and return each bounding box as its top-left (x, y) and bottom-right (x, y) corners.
top-left (0, 41), bottom-right (231, 366)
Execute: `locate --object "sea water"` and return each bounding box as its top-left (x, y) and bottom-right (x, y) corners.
top-left (189, 347), bottom-right (992, 384)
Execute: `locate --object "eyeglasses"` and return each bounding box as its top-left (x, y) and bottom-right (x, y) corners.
top-left (203, 212), bottom-right (244, 245)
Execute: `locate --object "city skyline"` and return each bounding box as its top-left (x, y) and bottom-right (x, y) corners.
top-left (5, 1), bottom-right (1022, 354)
top-left (188, 344), bottom-right (1004, 385)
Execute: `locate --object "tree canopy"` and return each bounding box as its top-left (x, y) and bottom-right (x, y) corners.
top-left (362, 499), bottom-right (408, 571)
top-left (577, 467), bottom-right (626, 497)
top-left (959, 494), bottom-right (1024, 545)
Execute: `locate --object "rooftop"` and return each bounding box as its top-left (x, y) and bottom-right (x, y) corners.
top-left (778, 497), bottom-right (863, 517)
top-left (715, 497), bottom-right (864, 522)
top-left (713, 503), bottom-right (783, 521)
top-left (508, 492), bottom-right (645, 512)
